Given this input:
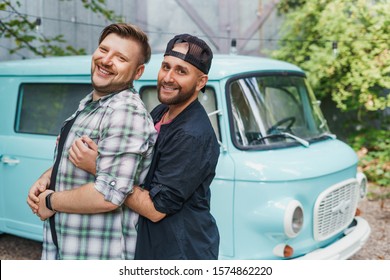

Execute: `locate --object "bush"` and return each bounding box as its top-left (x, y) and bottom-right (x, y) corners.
top-left (348, 129), bottom-right (390, 199)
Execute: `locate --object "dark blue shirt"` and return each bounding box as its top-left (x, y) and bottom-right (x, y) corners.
top-left (135, 100), bottom-right (220, 259)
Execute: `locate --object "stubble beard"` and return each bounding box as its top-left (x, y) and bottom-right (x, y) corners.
top-left (157, 82), bottom-right (197, 105)
top-left (91, 66), bottom-right (131, 95)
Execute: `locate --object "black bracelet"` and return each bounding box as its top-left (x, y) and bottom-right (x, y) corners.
top-left (45, 192), bottom-right (55, 211)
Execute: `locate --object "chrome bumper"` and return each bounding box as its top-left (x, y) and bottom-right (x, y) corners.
top-left (296, 217), bottom-right (371, 260)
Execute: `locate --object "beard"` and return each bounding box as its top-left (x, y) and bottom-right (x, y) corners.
top-left (157, 82), bottom-right (197, 105)
top-left (90, 65), bottom-right (132, 95)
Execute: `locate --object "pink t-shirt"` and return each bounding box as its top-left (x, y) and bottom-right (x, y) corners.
top-left (154, 113), bottom-right (173, 133)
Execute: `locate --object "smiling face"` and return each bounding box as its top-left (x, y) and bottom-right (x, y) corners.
top-left (91, 33), bottom-right (145, 100)
top-left (157, 43), bottom-right (208, 108)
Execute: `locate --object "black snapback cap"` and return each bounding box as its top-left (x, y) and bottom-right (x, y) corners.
top-left (164, 34), bottom-right (213, 74)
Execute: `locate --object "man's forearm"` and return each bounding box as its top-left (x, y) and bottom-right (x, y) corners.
top-left (50, 182), bottom-right (117, 214)
top-left (125, 186), bottom-right (166, 222)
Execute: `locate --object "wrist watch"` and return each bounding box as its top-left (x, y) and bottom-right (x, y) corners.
top-left (45, 192), bottom-right (56, 211)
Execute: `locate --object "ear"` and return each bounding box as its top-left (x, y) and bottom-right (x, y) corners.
top-left (196, 74), bottom-right (208, 92)
top-left (134, 64), bottom-right (145, 80)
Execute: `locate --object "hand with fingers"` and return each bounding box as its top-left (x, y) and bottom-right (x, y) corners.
top-left (27, 136), bottom-right (59, 215)
top-left (36, 190), bottom-right (56, 221)
top-left (69, 135), bottom-right (98, 175)
top-left (27, 169), bottom-right (52, 214)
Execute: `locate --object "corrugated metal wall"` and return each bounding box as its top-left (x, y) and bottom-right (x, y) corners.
top-left (0, 0), bottom-right (282, 61)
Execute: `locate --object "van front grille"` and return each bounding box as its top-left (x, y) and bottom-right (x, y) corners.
top-left (313, 179), bottom-right (359, 241)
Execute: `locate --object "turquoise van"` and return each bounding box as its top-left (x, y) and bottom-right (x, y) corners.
top-left (0, 54), bottom-right (370, 259)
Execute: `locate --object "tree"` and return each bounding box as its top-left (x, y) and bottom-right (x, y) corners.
top-left (273, 0), bottom-right (389, 191)
top-left (0, 0), bottom-right (121, 57)
top-left (273, 0), bottom-right (389, 112)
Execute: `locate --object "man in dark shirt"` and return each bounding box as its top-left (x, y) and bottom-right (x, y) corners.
top-left (125, 34), bottom-right (220, 259)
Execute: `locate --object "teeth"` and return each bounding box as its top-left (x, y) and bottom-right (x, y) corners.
top-left (164, 85), bottom-right (176, 91)
top-left (98, 67), bottom-right (110, 75)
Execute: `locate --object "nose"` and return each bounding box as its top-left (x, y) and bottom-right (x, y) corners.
top-left (163, 69), bottom-right (174, 82)
top-left (101, 52), bottom-right (113, 66)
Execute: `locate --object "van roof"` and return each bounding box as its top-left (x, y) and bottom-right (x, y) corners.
top-left (0, 54), bottom-right (304, 79)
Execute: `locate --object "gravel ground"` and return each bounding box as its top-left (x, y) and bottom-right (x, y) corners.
top-left (0, 233), bottom-right (42, 260)
top-left (349, 196), bottom-right (390, 260)
top-left (1, 197), bottom-right (389, 260)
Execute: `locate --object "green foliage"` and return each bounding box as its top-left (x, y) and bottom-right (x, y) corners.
top-left (81, 0), bottom-right (122, 22)
top-left (0, 0), bottom-right (120, 57)
top-left (348, 129), bottom-right (390, 193)
top-left (273, 0), bottom-right (390, 112)
top-left (274, 0), bottom-right (390, 191)
top-left (277, 0), bottom-right (307, 14)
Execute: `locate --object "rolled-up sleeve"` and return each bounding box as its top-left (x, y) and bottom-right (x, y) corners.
top-left (149, 183), bottom-right (184, 214)
top-left (95, 174), bottom-right (136, 205)
top-left (95, 101), bottom-right (156, 205)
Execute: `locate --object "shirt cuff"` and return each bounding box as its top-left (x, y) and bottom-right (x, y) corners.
top-left (95, 174), bottom-right (134, 205)
top-left (149, 183), bottom-right (181, 214)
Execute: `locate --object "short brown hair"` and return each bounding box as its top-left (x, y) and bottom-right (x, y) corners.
top-left (99, 23), bottom-right (151, 65)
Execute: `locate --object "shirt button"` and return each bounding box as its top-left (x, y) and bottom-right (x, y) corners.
top-left (109, 181), bottom-right (116, 187)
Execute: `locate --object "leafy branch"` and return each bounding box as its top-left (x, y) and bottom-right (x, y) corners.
top-left (0, 0), bottom-right (121, 57)
top-left (274, 0), bottom-right (390, 112)
top-left (81, 0), bottom-right (123, 22)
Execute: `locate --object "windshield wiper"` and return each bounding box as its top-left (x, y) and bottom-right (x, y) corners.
top-left (256, 132), bottom-right (310, 148)
top-left (320, 132), bottom-right (337, 139)
top-left (282, 132), bottom-right (310, 147)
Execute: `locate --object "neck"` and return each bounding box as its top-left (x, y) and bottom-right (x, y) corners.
top-left (92, 86), bottom-right (129, 101)
top-left (92, 90), bottom-right (105, 101)
top-left (168, 93), bottom-right (198, 119)
top-left (163, 108), bottom-right (176, 123)
top-left (166, 97), bottom-right (197, 121)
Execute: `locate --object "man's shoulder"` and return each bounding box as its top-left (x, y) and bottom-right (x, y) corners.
top-left (110, 88), bottom-right (139, 103)
top-left (108, 89), bottom-right (148, 112)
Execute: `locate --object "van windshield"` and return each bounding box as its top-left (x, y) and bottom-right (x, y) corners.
top-left (228, 74), bottom-right (332, 149)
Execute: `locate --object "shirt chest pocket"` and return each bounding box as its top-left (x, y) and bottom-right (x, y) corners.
top-left (73, 127), bottom-right (100, 145)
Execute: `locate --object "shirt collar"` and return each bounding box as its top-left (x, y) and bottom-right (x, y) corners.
top-left (65, 87), bottom-right (136, 122)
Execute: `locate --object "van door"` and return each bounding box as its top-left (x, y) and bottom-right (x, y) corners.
top-left (0, 80), bottom-right (91, 241)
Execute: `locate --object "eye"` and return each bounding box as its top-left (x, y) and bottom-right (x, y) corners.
top-left (99, 47), bottom-right (108, 53)
top-left (175, 67), bottom-right (188, 75)
top-left (161, 64), bottom-right (170, 71)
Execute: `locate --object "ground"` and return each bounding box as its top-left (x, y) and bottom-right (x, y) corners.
top-left (0, 198), bottom-right (389, 260)
top-left (349, 196), bottom-right (390, 260)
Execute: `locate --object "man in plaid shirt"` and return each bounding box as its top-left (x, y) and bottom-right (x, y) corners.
top-left (27, 23), bottom-right (157, 260)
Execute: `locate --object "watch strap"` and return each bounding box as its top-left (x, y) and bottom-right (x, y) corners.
top-left (45, 192), bottom-right (55, 211)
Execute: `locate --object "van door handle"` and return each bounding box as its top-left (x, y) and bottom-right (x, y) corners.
top-left (0, 155), bottom-right (20, 165)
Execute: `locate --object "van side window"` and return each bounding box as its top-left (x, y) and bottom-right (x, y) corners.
top-left (16, 83), bottom-right (92, 136)
top-left (140, 86), bottom-right (221, 141)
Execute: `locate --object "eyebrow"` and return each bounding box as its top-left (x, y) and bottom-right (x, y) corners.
top-left (162, 61), bottom-right (189, 72)
top-left (176, 64), bottom-right (189, 73)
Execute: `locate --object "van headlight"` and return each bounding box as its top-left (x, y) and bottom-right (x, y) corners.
top-left (356, 172), bottom-right (368, 199)
top-left (284, 200), bottom-right (304, 238)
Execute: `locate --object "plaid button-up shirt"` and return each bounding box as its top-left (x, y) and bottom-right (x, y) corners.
top-left (42, 88), bottom-right (157, 260)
